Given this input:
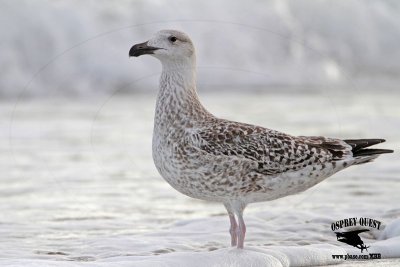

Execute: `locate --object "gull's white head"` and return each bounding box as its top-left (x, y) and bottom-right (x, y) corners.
top-left (129, 30), bottom-right (195, 65)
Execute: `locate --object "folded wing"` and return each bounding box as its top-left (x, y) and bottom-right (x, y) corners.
top-left (193, 120), bottom-right (353, 176)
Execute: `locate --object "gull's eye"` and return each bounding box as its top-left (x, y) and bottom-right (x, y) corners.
top-left (169, 36), bottom-right (177, 43)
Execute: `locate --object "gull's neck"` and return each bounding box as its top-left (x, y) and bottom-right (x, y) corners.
top-left (161, 58), bottom-right (197, 92)
top-left (155, 57), bottom-right (211, 126)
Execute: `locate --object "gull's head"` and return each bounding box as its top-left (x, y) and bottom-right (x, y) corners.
top-left (129, 30), bottom-right (195, 64)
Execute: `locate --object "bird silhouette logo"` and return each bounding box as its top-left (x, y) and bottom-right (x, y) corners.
top-left (335, 229), bottom-right (370, 253)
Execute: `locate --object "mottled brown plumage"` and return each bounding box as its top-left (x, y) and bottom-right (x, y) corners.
top-left (129, 30), bottom-right (393, 249)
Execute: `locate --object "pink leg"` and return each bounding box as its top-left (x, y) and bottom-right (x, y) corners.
top-left (224, 203), bottom-right (238, 247)
top-left (225, 201), bottom-right (247, 249)
top-left (237, 213), bottom-right (246, 249)
top-left (228, 213), bottom-right (238, 246)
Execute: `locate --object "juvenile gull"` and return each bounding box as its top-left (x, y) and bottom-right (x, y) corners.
top-left (129, 30), bottom-right (393, 249)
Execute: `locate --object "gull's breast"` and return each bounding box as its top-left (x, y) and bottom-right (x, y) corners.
top-left (151, 130), bottom-right (255, 202)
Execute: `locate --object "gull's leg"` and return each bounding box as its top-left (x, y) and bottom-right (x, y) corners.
top-left (237, 211), bottom-right (246, 249)
top-left (232, 201), bottom-right (247, 249)
top-left (228, 213), bottom-right (238, 246)
top-left (224, 203), bottom-right (238, 246)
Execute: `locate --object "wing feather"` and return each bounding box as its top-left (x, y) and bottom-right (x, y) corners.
top-left (193, 120), bottom-right (351, 175)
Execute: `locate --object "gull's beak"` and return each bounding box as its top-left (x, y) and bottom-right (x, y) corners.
top-left (129, 41), bottom-right (160, 57)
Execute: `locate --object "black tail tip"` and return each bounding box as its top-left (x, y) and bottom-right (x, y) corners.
top-left (343, 138), bottom-right (394, 157)
top-left (353, 148), bottom-right (394, 157)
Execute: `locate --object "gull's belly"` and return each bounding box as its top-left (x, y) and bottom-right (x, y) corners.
top-left (152, 137), bottom-right (256, 201)
top-left (151, 134), bottom-right (344, 203)
top-left (152, 136), bottom-right (201, 197)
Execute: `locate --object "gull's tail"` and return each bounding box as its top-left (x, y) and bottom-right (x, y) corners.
top-left (344, 139), bottom-right (394, 164)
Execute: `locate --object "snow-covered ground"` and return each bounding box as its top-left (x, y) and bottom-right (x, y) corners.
top-left (1, 91), bottom-right (399, 266)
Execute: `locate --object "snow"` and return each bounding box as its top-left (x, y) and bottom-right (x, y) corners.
top-left (1, 92), bottom-right (399, 266)
top-left (2, 218), bottom-right (400, 266)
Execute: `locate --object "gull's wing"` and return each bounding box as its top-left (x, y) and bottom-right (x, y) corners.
top-left (192, 119), bottom-right (352, 175)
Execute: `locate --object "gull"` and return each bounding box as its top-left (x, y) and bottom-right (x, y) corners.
top-left (129, 30), bottom-right (393, 249)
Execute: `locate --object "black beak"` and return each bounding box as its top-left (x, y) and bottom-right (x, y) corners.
top-left (129, 41), bottom-right (160, 57)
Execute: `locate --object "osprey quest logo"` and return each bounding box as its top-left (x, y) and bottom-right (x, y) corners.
top-left (331, 217), bottom-right (383, 261)
top-left (335, 229), bottom-right (370, 252)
